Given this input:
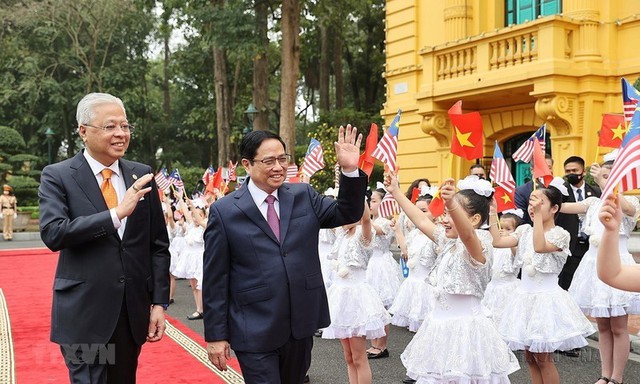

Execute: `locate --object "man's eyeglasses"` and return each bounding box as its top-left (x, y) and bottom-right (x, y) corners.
top-left (251, 154), bottom-right (291, 167)
top-left (83, 123), bottom-right (135, 133)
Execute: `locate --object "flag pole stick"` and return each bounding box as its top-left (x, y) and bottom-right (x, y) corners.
top-left (594, 146), bottom-right (600, 165)
top-left (448, 153), bottom-right (455, 179)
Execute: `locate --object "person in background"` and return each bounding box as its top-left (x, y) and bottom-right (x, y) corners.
top-left (514, 153), bottom-right (554, 225)
top-left (1, 184), bottom-right (18, 240)
top-left (469, 164), bottom-right (487, 179)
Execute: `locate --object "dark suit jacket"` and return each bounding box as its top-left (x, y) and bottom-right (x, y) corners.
top-left (39, 151), bottom-right (170, 346)
top-left (514, 181), bottom-right (534, 225)
top-left (202, 171), bottom-right (367, 353)
top-left (555, 181), bottom-right (601, 256)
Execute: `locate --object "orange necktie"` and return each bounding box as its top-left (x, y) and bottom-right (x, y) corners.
top-left (101, 169), bottom-right (118, 209)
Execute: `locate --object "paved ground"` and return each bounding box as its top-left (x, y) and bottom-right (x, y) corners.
top-left (5, 235), bottom-right (640, 383)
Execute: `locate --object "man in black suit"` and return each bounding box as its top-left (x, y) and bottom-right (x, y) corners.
top-left (39, 93), bottom-right (170, 383)
top-left (557, 156), bottom-right (601, 290)
top-left (203, 127), bottom-right (367, 384)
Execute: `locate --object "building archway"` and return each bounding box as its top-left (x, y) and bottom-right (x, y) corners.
top-left (501, 129), bottom-right (552, 185)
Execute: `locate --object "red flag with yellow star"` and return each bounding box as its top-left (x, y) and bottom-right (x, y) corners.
top-left (427, 186), bottom-right (445, 218)
top-left (494, 185), bottom-right (516, 213)
top-left (598, 114), bottom-right (626, 148)
top-left (448, 101), bottom-right (484, 160)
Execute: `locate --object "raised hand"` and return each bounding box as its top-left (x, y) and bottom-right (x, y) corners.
top-left (599, 194), bottom-right (622, 230)
top-left (440, 178), bottom-right (456, 204)
top-left (386, 171), bottom-right (400, 194)
top-left (334, 124), bottom-right (363, 173)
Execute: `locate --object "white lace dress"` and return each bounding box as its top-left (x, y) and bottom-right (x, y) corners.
top-left (168, 223), bottom-right (187, 276)
top-left (401, 227), bottom-right (520, 383)
top-left (497, 225), bottom-right (595, 352)
top-left (322, 227), bottom-right (391, 340)
top-left (172, 223), bottom-right (205, 289)
top-left (389, 228), bottom-right (438, 332)
top-left (318, 228), bottom-right (337, 289)
top-left (366, 217), bottom-right (401, 308)
top-left (482, 247), bottom-right (521, 325)
top-left (569, 196), bottom-right (640, 317)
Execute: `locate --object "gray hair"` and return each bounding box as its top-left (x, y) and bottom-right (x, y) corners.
top-left (76, 93), bottom-right (126, 126)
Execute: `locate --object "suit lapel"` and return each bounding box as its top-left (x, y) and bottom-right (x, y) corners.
top-left (234, 187), bottom-right (280, 244)
top-left (119, 160), bottom-right (143, 241)
top-left (70, 152), bottom-right (108, 212)
top-left (278, 185), bottom-right (293, 245)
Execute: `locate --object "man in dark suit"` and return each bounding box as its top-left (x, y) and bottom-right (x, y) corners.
top-left (39, 93), bottom-right (170, 383)
top-left (514, 153), bottom-right (554, 225)
top-left (557, 156), bottom-right (601, 290)
top-left (203, 127), bottom-right (367, 384)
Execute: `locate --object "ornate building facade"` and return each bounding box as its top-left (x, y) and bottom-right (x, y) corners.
top-left (384, 0), bottom-right (640, 186)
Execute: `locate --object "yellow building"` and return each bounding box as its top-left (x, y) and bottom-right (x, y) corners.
top-left (383, 0), bottom-right (640, 187)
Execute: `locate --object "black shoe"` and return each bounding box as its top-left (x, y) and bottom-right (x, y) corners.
top-left (367, 348), bottom-right (389, 359)
top-left (314, 329), bottom-right (323, 337)
top-left (402, 377), bottom-right (416, 384)
top-left (187, 311), bottom-right (203, 320)
top-left (303, 374), bottom-right (310, 383)
top-left (559, 348), bottom-right (580, 357)
top-left (169, 298), bottom-right (175, 304)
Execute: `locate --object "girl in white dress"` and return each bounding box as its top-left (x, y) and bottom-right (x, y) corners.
top-left (322, 202), bottom-right (391, 384)
top-left (560, 162), bottom-right (640, 384)
top-left (165, 197), bottom-right (187, 304)
top-left (490, 179), bottom-right (594, 384)
top-left (482, 210), bottom-right (522, 325)
top-left (389, 175), bottom-right (520, 384)
top-left (365, 188), bottom-right (401, 358)
top-left (389, 195), bottom-right (437, 332)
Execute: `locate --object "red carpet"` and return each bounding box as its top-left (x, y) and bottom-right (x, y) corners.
top-left (0, 248), bottom-right (243, 383)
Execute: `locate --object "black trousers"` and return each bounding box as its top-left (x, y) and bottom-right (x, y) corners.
top-left (61, 299), bottom-right (141, 384)
top-left (235, 335), bottom-right (313, 384)
top-left (558, 239), bottom-right (590, 290)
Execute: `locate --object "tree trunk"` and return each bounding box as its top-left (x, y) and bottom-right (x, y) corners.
top-left (279, 0), bottom-right (301, 162)
top-left (319, 23), bottom-right (330, 113)
top-left (333, 29), bottom-right (344, 110)
top-left (162, 30), bottom-right (171, 120)
top-left (213, 46), bottom-right (230, 166)
top-left (253, 0), bottom-right (269, 131)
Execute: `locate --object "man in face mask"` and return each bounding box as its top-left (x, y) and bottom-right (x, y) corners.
top-left (557, 156), bottom-right (601, 290)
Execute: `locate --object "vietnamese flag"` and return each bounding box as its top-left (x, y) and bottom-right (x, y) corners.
top-left (427, 187), bottom-right (445, 218)
top-left (410, 187), bottom-right (420, 204)
top-left (532, 139), bottom-right (552, 187)
top-left (598, 114), bottom-right (626, 148)
top-left (494, 185), bottom-right (516, 212)
top-left (359, 123), bottom-right (379, 178)
top-left (205, 167), bottom-right (224, 196)
top-left (448, 101), bottom-right (484, 160)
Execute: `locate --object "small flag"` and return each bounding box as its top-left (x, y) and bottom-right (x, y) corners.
top-left (512, 124), bottom-right (546, 163)
top-left (601, 107), bottom-right (640, 199)
top-left (490, 141), bottom-right (516, 194)
top-left (301, 138), bottom-right (325, 178)
top-left (227, 161), bottom-right (237, 182)
top-left (494, 185), bottom-right (516, 213)
top-left (372, 109), bottom-right (401, 171)
top-left (359, 123), bottom-right (379, 177)
top-left (410, 187), bottom-right (420, 204)
top-left (378, 193), bottom-right (399, 218)
top-left (532, 139), bottom-right (552, 187)
top-left (168, 169), bottom-right (184, 192)
top-left (285, 164), bottom-right (299, 182)
top-left (448, 101), bottom-right (484, 160)
top-left (622, 78), bottom-right (640, 125)
top-left (598, 114), bottom-right (626, 148)
top-left (427, 187), bottom-right (445, 218)
top-left (201, 166), bottom-right (215, 185)
top-left (154, 168), bottom-right (171, 192)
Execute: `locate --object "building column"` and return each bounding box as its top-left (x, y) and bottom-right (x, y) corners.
top-left (563, 0), bottom-right (602, 62)
top-left (444, 0), bottom-right (472, 41)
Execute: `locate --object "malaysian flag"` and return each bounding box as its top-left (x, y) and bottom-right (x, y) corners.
top-left (601, 106), bottom-right (640, 199)
top-left (512, 124), bottom-right (546, 163)
top-left (285, 164), bottom-right (299, 182)
top-left (372, 109), bottom-right (401, 171)
top-left (168, 169), bottom-right (184, 192)
top-left (201, 166), bottom-right (215, 185)
top-left (154, 168), bottom-right (171, 192)
top-left (227, 160), bottom-right (237, 182)
top-left (301, 138), bottom-right (325, 178)
top-left (490, 141), bottom-right (516, 193)
top-left (378, 192), bottom-right (399, 218)
top-left (622, 78), bottom-right (640, 125)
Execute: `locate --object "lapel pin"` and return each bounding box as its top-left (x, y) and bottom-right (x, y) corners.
top-left (132, 174), bottom-right (138, 180)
